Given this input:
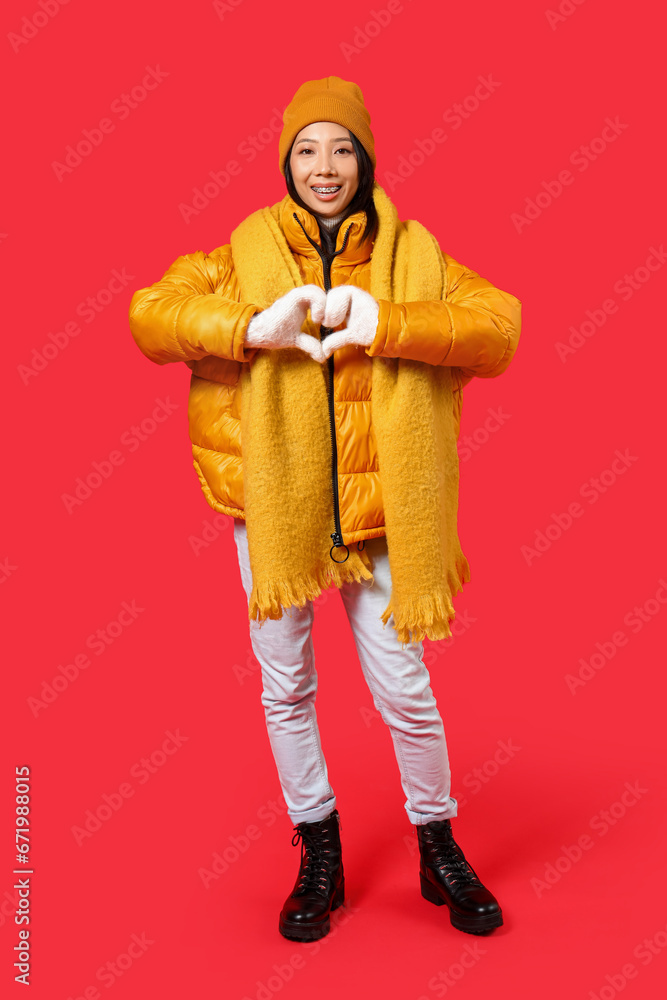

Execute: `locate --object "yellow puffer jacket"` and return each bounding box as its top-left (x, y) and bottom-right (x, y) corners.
top-left (128, 193), bottom-right (521, 543)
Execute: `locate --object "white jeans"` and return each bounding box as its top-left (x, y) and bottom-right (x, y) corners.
top-left (233, 518), bottom-right (458, 826)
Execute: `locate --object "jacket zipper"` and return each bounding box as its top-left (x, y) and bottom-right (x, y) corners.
top-left (293, 211), bottom-right (357, 563)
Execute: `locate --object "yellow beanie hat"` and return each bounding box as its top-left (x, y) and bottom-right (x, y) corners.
top-left (279, 75), bottom-right (376, 176)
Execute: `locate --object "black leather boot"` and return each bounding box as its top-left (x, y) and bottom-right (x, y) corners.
top-left (278, 808), bottom-right (345, 941)
top-left (416, 818), bottom-right (503, 934)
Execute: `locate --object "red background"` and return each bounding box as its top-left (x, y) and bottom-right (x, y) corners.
top-left (2, 1), bottom-right (666, 998)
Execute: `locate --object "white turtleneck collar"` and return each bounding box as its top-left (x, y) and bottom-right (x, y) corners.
top-left (316, 210), bottom-right (348, 230)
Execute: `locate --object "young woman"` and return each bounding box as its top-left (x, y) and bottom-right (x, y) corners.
top-left (128, 76), bottom-right (521, 943)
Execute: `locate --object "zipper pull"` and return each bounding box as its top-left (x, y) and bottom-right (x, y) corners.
top-left (329, 532), bottom-right (349, 563)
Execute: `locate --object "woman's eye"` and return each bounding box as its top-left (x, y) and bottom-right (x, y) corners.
top-left (299, 147), bottom-right (352, 154)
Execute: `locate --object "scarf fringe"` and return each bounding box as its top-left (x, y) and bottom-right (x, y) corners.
top-left (249, 546), bottom-right (374, 625)
top-left (382, 553), bottom-right (471, 648)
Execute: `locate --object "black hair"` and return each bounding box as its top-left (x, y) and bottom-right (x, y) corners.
top-left (283, 129), bottom-right (378, 247)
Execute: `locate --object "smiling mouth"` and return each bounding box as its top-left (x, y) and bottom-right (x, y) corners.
top-left (312, 185), bottom-right (342, 193)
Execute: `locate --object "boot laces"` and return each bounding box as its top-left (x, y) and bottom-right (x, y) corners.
top-left (423, 823), bottom-right (484, 887)
top-left (291, 823), bottom-right (338, 897)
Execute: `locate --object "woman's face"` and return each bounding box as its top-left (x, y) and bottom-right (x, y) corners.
top-left (289, 121), bottom-right (359, 217)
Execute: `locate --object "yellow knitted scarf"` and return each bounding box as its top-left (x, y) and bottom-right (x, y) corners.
top-left (229, 182), bottom-right (470, 647)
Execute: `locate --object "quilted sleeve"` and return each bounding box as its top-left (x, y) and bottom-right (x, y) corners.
top-left (365, 252), bottom-right (522, 379)
top-left (128, 246), bottom-right (262, 366)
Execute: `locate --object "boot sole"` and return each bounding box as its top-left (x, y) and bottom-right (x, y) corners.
top-left (278, 880), bottom-right (345, 942)
top-left (419, 872), bottom-right (503, 935)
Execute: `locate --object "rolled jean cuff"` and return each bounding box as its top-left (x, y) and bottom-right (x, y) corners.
top-left (407, 796), bottom-right (458, 826)
top-left (288, 795), bottom-right (337, 826)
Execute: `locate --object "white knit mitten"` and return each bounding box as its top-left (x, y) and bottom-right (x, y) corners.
top-left (321, 285), bottom-right (380, 359)
top-left (245, 285), bottom-right (327, 362)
